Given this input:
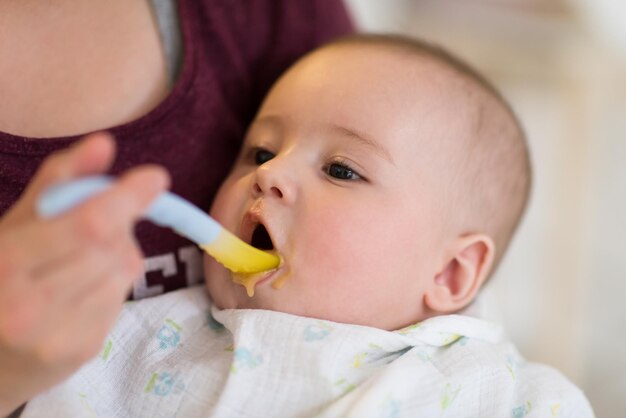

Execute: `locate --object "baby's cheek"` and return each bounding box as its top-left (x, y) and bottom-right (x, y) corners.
top-left (301, 211), bottom-right (381, 280)
top-left (203, 255), bottom-right (234, 308)
top-left (209, 176), bottom-right (247, 223)
top-left (209, 190), bottom-right (234, 223)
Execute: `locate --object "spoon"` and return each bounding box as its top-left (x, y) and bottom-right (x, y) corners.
top-left (37, 176), bottom-right (280, 274)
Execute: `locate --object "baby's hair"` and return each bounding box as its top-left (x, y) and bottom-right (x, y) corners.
top-left (324, 34), bottom-right (532, 275)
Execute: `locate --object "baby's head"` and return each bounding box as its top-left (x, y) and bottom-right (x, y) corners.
top-left (206, 34), bottom-right (531, 330)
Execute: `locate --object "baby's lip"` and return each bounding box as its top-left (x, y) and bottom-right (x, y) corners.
top-left (231, 258), bottom-right (285, 297)
top-left (239, 204), bottom-right (276, 251)
top-left (255, 263), bottom-right (283, 286)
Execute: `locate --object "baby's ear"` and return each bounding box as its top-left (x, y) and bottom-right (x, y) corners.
top-left (424, 234), bottom-right (495, 314)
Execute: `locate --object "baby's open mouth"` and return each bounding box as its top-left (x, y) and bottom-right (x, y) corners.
top-left (250, 223), bottom-right (274, 250)
top-left (234, 214), bottom-right (285, 297)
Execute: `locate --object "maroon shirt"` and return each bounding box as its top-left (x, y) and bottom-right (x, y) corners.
top-left (0, 0), bottom-right (353, 299)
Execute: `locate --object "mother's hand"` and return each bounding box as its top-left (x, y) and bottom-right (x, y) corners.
top-left (0, 133), bottom-right (169, 415)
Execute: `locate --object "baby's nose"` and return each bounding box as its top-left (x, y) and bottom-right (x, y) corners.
top-left (252, 182), bottom-right (283, 199)
top-left (251, 160), bottom-right (296, 204)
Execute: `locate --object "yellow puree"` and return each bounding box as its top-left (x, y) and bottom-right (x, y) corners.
top-left (231, 253), bottom-right (287, 297)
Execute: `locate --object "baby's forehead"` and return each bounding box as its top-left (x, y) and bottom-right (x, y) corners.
top-left (327, 42), bottom-right (475, 88)
top-left (329, 40), bottom-right (494, 104)
top-left (321, 43), bottom-right (488, 123)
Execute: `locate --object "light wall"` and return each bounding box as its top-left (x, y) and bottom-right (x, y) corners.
top-left (344, 1), bottom-right (626, 415)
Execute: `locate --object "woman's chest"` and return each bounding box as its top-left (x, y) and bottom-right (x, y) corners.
top-left (0, 0), bottom-right (168, 138)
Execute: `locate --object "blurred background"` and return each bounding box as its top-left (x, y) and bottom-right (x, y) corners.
top-left (343, 0), bottom-right (626, 415)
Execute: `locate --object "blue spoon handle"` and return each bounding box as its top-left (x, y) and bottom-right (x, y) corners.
top-left (37, 176), bottom-right (222, 245)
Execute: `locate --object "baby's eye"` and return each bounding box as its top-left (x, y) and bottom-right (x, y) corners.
top-left (254, 148), bottom-right (275, 165)
top-left (325, 162), bottom-right (362, 181)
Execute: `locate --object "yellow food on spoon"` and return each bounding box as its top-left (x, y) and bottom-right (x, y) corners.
top-left (200, 228), bottom-right (280, 274)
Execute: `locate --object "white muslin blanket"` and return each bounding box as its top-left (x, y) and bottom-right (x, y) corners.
top-left (23, 286), bottom-right (593, 417)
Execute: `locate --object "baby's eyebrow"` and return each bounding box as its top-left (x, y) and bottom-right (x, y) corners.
top-left (332, 124), bottom-right (395, 165)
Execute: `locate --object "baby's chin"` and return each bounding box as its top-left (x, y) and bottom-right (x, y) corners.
top-left (204, 270), bottom-right (276, 310)
top-left (204, 256), bottom-right (293, 310)
top-left (205, 281), bottom-right (415, 330)
top-left (203, 274), bottom-right (301, 315)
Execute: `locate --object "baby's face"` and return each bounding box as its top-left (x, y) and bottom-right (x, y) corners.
top-left (206, 45), bottom-right (464, 330)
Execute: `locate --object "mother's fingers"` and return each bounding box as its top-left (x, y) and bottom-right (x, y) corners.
top-left (3, 132), bottom-right (116, 227)
top-left (72, 165), bottom-right (170, 236)
top-left (0, 219), bottom-right (95, 276)
top-left (7, 164), bottom-right (170, 273)
top-left (0, 209), bottom-right (140, 278)
top-left (34, 236), bottom-right (143, 304)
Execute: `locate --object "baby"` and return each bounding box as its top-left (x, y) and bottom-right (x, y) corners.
top-left (22, 35), bottom-right (593, 417)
